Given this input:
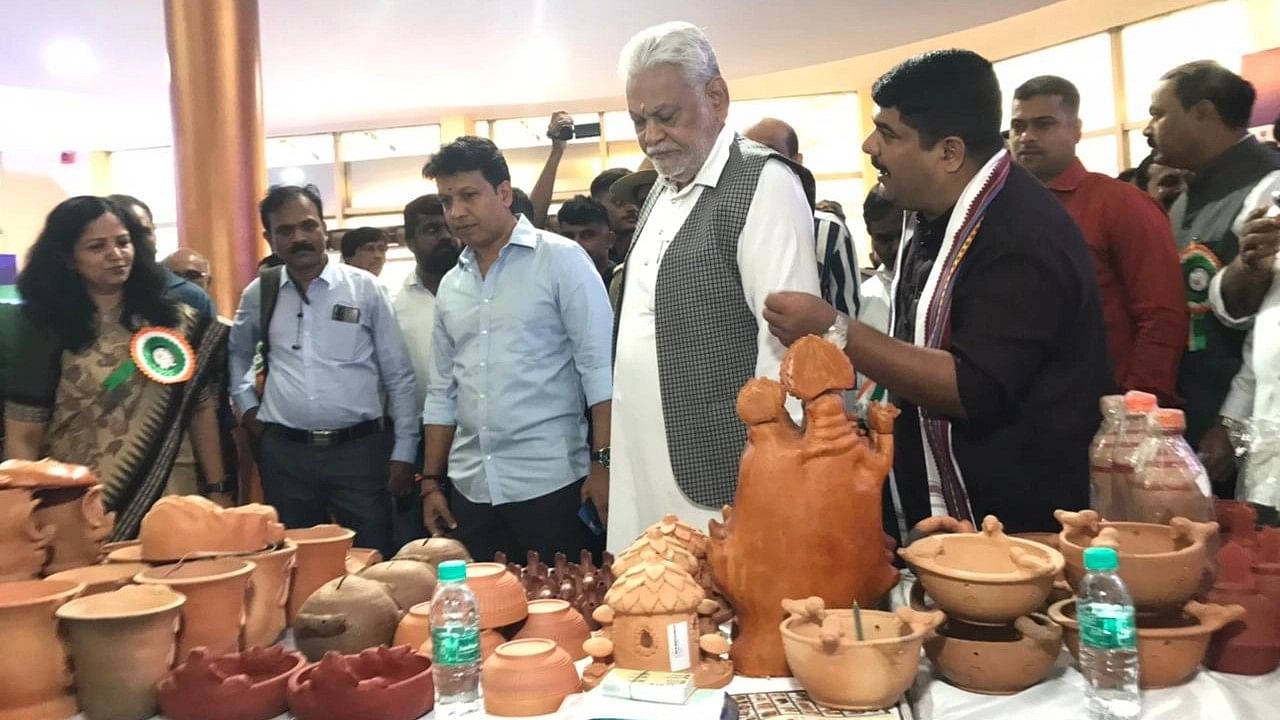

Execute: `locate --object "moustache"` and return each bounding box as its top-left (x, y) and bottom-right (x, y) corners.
top-left (870, 157), bottom-right (887, 174)
top-left (289, 242), bottom-right (317, 254)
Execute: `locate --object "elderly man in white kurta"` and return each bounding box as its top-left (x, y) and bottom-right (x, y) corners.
top-left (607, 21), bottom-right (821, 552)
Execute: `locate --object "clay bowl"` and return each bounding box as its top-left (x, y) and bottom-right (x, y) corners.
top-left (417, 626), bottom-right (506, 661)
top-left (1055, 510), bottom-right (1218, 611)
top-left (287, 646), bottom-right (434, 720)
top-left (45, 562), bottom-right (149, 596)
top-left (158, 645), bottom-right (307, 720)
top-left (482, 638), bottom-right (581, 717)
top-left (513, 599), bottom-right (591, 660)
top-left (393, 601), bottom-right (431, 649)
top-left (780, 597), bottom-right (943, 711)
top-left (1049, 598), bottom-right (1244, 688)
top-left (899, 515), bottom-right (1064, 625)
top-left (465, 562), bottom-right (528, 629)
top-left (924, 614), bottom-right (1062, 694)
top-left (344, 548), bottom-right (383, 575)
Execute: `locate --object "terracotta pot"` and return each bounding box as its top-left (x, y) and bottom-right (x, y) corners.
top-left (101, 539), bottom-right (139, 555)
top-left (1256, 528), bottom-right (1280, 606)
top-left (513, 598), bottom-right (591, 660)
top-left (394, 601), bottom-right (431, 649)
top-left (0, 487), bottom-right (54, 581)
top-left (779, 598), bottom-right (942, 711)
top-left (393, 536), bottom-right (471, 567)
top-left (140, 496), bottom-right (284, 561)
top-left (157, 645), bottom-right (306, 720)
top-left (285, 525), bottom-right (356, 622)
top-left (1055, 509), bottom-right (1217, 611)
top-left (359, 560), bottom-right (437, 611)
top-left (135, 558), bottom-right (255, 658)
top-left (0, 458), bottom-right (97, 488)
top-left (925, 614), bottom-right (1061, 694)
top-left (243, 541), bottom-right (297, 648)
top-left (0, 579), bottom-right (83, 720)
top-left (1204, 542), bottom-right (1280, 675)
top-left (55, 584), bottom-right (184, 720)
top-left (417, 626), bottom-right (506, 661)
top-left (1215, 500), bottom-right (1259, 556)
top-left (45, 562), bottom-right (149, 596)
top-left (33, 485), bottom-right (115, 575)
top-left (287, 646), bottom-right (434, 720)
top-left (344, 547), bottom-right (382, 575)
top-left (1050, 598), bottom-right (1244, 688)
top-left (466, 562), bottom-right (528, 629)
top-left (483, 639), bottom-right (581, 716)
top-left (900, 515), bottom-right (1064, 626)
top-left (293, 574), bottom-right (401, 661)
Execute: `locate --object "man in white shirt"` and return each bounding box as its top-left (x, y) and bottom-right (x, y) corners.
top-left (393, 194), bottom-right (462, 412)
top-left (608, 21), bottom-right (821, 552)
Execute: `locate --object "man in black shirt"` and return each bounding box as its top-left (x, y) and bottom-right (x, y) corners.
top-left (764, 49), bottom-right (1112, 539)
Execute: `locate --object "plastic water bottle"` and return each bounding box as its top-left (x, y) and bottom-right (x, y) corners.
top-left (431, 559), bottom-right (482, 718)
top-left (1078, 547), bottom-right (1141, 720)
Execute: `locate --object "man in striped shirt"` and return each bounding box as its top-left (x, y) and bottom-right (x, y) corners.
top-left (746, 117), bottom-right (861, 316)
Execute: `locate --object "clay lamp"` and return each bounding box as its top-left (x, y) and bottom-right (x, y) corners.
top-left (343, 548), bottom-right (382, 575)
top-left (925, 614), bottom-right (1062, 695)
top-left (1254, 528), bottom-right (1280, 606)
top-left (392, 536), bottom-right (471, 567)
top-left (287, 646), bottom-right (435, 720)
top-left (157, 645), bottom-right (307, 720)
top-left (899, 515), bottom-right (1064, 625)
top-left (1204, 542), bottom-right (1280, 675)
top-left (1055, 509), bottom-right (1218, 611)
top-left (465, 562), bottom-right (528, 629)
top-left (779, 596), bottom-right (943, 711)
top-left (1050, 598), bottom-right (1244, 688)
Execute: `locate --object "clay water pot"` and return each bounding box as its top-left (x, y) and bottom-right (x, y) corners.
top-left (513, 598), bottom-right (591, 660)
top-left (899, 515), bottom-right (1064, 625)
top-left (292, 574), bottom-right (401, 661)
top-left (55, 584), bottom-right (184, 720)
top-left (1204, 542), bottom-right (1280, 675)
top-left (779, 597), bottom-right (943, 711)
top-left (393, 536), bottom-right (471, 567)
top-left (0, 579), bottom-right (83, 720)
top-left (482, 638), bottom-right (581, 716)
top-left (924, 614), bottom-right (1061, 694)
top-left (243, 541), bottom-right (297, 648)
top-left (287, 646), bottom-right (434, 720)
top-left (0, 486), bottom-right (53, 581)
top-left (135, 558), bottom-right (255, 658)
top-left (157, 645), bottom-right (306, 720)
top-left (285, 525), bottom-right (356, 622)
top-left (1056, 509), bottom-right (1218, 610)
top-left (466, 562), bottom-right (528, 628)
top-left (344, 547), bottom-right (382, 574)
top-left (393, 601), bottom-right (431, 649)
top-left (45, 562), bottom-right (148, 596)
top-left (417, 626), bottom-right (506, 661)
top-left (359, 559), bottom-right (437, 611)
top-left (1050, 598), bottom-right (1244, 688)
top-left (33, 485), bottom-right (115, 575)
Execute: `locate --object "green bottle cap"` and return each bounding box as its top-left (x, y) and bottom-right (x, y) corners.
top-left (438, 559), bottom-right (468, 582)
top-left (1083, 546), bottom-right (1119, 571)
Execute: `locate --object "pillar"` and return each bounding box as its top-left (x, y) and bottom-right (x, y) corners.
top-left (164, 0), bottom-right (267, 314)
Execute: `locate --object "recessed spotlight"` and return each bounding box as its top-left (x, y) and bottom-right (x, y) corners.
top-left (44, 38), bottom-right (98, 80)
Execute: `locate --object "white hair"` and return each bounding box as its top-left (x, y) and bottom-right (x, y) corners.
top-left (618, 21), bottom-right (721, 87)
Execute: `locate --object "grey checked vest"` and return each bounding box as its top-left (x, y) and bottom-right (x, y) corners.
top-left (615, 134), bottom-right (810, 508)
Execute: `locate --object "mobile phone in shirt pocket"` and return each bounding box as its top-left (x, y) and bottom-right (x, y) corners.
top-left (320, 307), bottom-right (369, 362)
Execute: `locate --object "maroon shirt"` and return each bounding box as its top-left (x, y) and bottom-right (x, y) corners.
top-left (1049, 158), bottom-right (1187, 404)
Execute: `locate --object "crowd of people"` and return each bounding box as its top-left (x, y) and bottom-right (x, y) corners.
top-left (5, 21), bottom-right (1280, 560)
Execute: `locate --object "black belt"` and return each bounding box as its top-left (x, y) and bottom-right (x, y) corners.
top-left (266, 419), bottom-right (382, 447)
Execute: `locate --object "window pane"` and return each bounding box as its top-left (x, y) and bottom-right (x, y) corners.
top-left (1121, 0), bottom-right (1248, 123)
top-left (109, 146), bottom-right (177, 224)
top-left (603, 110), bottom-right (636, 142)
top-left (729, 93), bottom-right (861, 176)
top-left (474, 120), bottom-right (491, 140)
top-left (1077, 134), bottom-right (1120, 178)
top-left (338, 126), bottom-right (440, 163)
top-left (265, 134), bottom-right (333, 167)
top-left (347, 155), bottom-right (435, 211)
top-left (994, 33), bottom-right (1115, 132)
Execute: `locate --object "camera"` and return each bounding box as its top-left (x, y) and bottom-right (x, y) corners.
top-left (552, 122), bottom-right (602, 142)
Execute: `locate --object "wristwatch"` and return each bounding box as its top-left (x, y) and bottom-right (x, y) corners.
top-left (822, 312), bottom-right (850, 349)
top-left (591, 447), bottom-right (611, 468)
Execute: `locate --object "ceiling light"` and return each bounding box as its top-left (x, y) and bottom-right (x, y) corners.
top-left (43, 38), bottom-right (98, 80)
top-left (280, 167), bottom-right (307, 185)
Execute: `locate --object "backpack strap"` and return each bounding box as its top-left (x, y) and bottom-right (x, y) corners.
top-left (257, 265), bottom-right (283, 375)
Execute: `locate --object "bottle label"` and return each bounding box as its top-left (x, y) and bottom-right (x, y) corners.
top-left (1079, 602), bottom-right (1137, 650)
top-left (432, 626), bottom-right (481, 666)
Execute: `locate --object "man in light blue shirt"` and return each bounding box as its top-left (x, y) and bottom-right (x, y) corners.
top-left (420, 137), bottom-right (613, 563)
top-left (229, 184), bottom-right (418, 556)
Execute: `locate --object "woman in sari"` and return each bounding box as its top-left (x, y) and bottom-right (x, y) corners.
top-left (4, 196), bottom-right (229, 540)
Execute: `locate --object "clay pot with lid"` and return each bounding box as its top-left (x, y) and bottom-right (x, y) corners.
top-left (466, 562), bottom-right (528, 628)
top-left (0, 579), bottom-right (83, 720)
top-left (1204, 542), bottom-right (1280, 675)
top-left (56, 584), bottom-right (184, 720)
top-left (157, 645), bottom-right (307, 720)
top-left (0, 486), bottom-right (54, 581)
top-left (287, 646), bottom-right (434, 720)
top-left (1056, 509), bottom-right (1218, 610)
top-left (899, 515), bottom-right (1064, 625)
top-left (45, 562), bottom-right (149, 596)
top-left (33, 485), bottom-right (116, 574)
top-left (135, 558), bottom-right (255, 658)
top-left (293, 574), bottom-right (402, 661)
top-left (483, 638), bottom-right (581, 716)
top-left (1050, 598), bottom-right (1244, 688)
top-left (513, 598), bottom-right (591, 660)
top-left (359, 559), bottom-right (437, 611)
top-left (393, 536), bottom-right (471, 567)
top-left (285, 524), bottom-right (356, 622)
top-left (243, 540), bottom-right (297, 648)
top-left (925, 614), bottom-right (1062, 695)
top-left (779, 596), bottom-right (943, 711)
